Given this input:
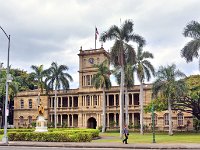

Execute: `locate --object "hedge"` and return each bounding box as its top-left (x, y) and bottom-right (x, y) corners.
top-left (5, 128), bottom-right (99, 142)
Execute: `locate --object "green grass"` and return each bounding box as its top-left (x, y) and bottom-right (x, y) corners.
top-left (93, 132), bottom-right (200, 143)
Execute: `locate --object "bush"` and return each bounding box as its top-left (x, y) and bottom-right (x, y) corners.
top-left (7, 128), bottom-right (99, 142)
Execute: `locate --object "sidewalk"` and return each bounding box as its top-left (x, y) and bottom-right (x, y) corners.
top-left (0, 141), bottom-right (200, 149)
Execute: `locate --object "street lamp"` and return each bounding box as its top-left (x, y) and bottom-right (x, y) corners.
top-left (0, 26), bottom-right (11, 144)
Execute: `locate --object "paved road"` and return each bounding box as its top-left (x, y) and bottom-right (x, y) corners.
top-left (0, 147), bottom-right (164, 150)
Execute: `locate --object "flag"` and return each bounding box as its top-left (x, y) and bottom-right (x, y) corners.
top-left (95, 27), bottom-right (99, 40)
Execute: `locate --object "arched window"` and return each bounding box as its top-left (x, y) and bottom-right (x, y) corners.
top-left (164, 113), bottom-right (169, 126)
top-left (177, 113), bottom-right (184, 126)
top-left (86, 95), bottom-right (90, 106)
top-left (93, 95), bottom-right (97, 106)
top-left (28, 116), bottom-right (32, 124)
top-left (19, 116), bottom-right (24, 124)
top-left (151, 113), bottom-right (158, 126)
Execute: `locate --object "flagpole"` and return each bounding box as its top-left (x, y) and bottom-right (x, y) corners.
top-left (95, 26), bottom-right (96, 49)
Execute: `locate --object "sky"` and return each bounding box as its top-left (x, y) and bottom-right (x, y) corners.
top-left (0, 0), bottom-right (199, 88)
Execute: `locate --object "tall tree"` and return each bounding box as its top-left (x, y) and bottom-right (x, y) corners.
top-left (92, 60), bottom-right (111, 132)
top-left (181, 21), bottom-right (200, 70)
top-left (30, 65), bottom-right (46, 105)
top-left (45, 62), bottom-right (73, 128)
top-left (152, 64), bottom-right (186, 135)
top-left (173, 75), bottom-right (200, 119)
top-left (100, 19), bottom-right (145, 138)
top-left (133, 46), bottom-right (155, 134)
top-left (0, 68), bottom-right (18, 127)
top-left (114, 63), bottom-right (134, 126)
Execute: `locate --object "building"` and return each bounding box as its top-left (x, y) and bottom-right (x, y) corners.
top-left (14, 47), bottom-right (193, 131)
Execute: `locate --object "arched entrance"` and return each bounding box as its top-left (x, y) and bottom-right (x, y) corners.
top-left (87, 117), bottom-right (97, 129)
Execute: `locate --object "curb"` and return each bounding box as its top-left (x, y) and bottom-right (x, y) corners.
top-left (0, 142), bottom-right (200, 149)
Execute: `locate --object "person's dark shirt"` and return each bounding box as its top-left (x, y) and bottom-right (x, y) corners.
top-left (123, 128), bottom-right (128, 134)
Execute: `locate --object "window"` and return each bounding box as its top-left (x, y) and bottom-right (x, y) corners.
top-left (151, 113), bottom-right (158, 126)
top-left (164, 113), bottom-right (169, 126)
top-left (28, 99), bottom-right (32, 109)
top-left (86, 95), bottom-right (90, 106)
top-left (93, 95), bottom-right (97, 106)
top-left (28, 116), bottom-right (32, 124)
top-left (86, 75), bottom-right (91, 86)
top-left (177, 113), bottom-right (184, 126)
top-left (19, 116), bottom-right (24, 124)
top-left (20, 99), bottom-right (24, 109)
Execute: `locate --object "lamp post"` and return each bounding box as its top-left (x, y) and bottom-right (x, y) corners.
top-left (0, 26), bottom-right (11, 144)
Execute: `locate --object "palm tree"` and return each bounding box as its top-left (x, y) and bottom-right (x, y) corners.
top-left (114, 63), bottom-right (134, 126)
top-left (181, 21), bottom-right (200, 70)
top-left (152, 64), bottom-right (186, 135)
top-left (92, 60), bottom-right (111, 132)
top-left (133, 46), bottom-right (155, 134)
top-left (45, 62), bottom-right (73, 128)
top-left (100, 19), bottom-right (145, 138)
top-left (30, 65), bottom-right (46, 105)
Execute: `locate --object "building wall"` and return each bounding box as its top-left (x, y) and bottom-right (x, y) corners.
top-left (13, 47), bottom-right (193, 131)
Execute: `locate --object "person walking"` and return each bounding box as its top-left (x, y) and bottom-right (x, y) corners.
top-left (122, 125), bottom-right (129, 144)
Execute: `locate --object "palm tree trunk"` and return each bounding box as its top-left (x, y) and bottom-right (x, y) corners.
top-left (125, 87), bottom-right (129, 127)
top-left (139, 81), bottom-right (144, 134)
top-left (168, 98), bottom-right (173, 135)
top-left (54, 86), bottom-right (57, 128)
top-left (120, 67), bottom-right (125, 138)
top-left (102, 87), bottom-right (106, 132)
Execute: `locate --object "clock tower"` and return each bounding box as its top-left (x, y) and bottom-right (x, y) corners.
top-left (78, 46), bottom-right (110, 89)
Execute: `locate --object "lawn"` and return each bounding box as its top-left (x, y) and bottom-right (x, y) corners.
top-left (93, 132), bottom-right (200, 143)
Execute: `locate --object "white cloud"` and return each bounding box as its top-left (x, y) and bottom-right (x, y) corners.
top-left (0, 0), bottom-right (199, 89)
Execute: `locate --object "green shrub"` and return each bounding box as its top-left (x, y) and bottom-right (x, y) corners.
top-left (7, 128), bottom-right (99, 142)
top-left (8, 132), bottom-right (93, 142)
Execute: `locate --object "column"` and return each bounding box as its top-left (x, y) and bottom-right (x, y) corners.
top-left (132, 113), bottom-right (134, 125)
top-left (61, 115), bottom-right (63, 126)
top-left (68, 114), bottom-right (70, 127)
top-left (68, 96), bottom-right (70, 108)
top-left (97, 95), bottom-right (99, 106)
top-left (84, 96), bottom-right (86, 106)
top-left (132, 94), bottom-right (134, 106)
top-left (107, 94), bottom-right (109, 106)
top-left (114, 94), bottom-right (116, 106)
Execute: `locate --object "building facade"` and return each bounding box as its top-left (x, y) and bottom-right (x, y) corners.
top-left (14, 47), bottom-right (193, 131)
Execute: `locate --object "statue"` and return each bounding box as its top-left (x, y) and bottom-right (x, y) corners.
top-left (38, 102), bottom-right (44, 116)
top-left (35, 93), bottom-right (48, 132)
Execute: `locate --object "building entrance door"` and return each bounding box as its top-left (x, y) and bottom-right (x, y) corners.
top-left (87, 117), bottom-right (97, 129)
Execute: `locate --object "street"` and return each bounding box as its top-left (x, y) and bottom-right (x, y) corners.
top-left (0, 146), bottom-right (191, 150)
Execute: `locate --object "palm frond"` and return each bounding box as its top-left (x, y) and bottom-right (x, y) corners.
top-left (181, 39), bottom-right (200, 62)
top-left (183, 21), bottom-right (200, 39)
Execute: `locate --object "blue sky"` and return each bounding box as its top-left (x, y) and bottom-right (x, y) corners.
top-left (0, 0), bottom-right (199, 88)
